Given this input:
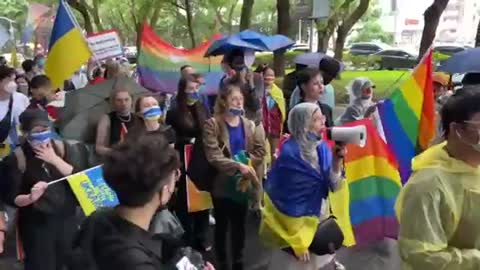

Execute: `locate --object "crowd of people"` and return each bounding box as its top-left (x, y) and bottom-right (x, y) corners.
top-left (0, 47), bottom-right (479, 270)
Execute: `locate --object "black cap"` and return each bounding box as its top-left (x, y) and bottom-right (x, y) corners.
top-left (19, 109), bottom-right (50, 132)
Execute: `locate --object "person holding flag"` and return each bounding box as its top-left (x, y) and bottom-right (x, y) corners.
top-left (0, 109), bottom-right (81, 270)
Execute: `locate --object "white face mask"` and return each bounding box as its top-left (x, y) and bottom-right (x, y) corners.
top-left (4, 81), bottom-right (17, 94)
top-left (456, 129), bottom-right (480, 152)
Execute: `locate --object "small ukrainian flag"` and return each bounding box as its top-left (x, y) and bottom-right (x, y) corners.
top-left (45, 0), bottom-right (91, 88)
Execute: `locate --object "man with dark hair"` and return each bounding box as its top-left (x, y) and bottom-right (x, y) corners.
top-left (70, 131), bottom-right (212, 269)
top-left (21, 60), bottom-right (39, 82)
top-left (396, 88), bottom-right (480, 269)
top-left (27, 75), bottom-right (53, 110)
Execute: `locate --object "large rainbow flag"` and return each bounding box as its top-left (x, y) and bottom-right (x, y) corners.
top-left (137, 23), bottom-right (223, 94)
top-left (377, 49), bottom-right (435, 184)
top-left (329, 119), bottom-right (401, 246)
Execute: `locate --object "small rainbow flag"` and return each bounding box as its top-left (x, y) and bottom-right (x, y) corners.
top-left (329, 119), bottom-right (402, 246)
top-left (67, 166), bottom-right (119, 216)
top-left (137, 23), bottom-right (223, 95)
top-left (184, 144), bottom-right (213, 212)
top-left (377, 49), bottom-right (435, 184)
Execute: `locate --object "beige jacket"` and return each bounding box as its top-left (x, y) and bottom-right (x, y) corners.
top-left (203, 116), bottom-right (266, 198)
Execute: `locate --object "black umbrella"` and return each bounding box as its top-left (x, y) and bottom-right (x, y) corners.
top-left (57, 77), bottom-right (149, 143)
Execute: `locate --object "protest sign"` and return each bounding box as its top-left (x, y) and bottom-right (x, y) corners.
top-left (87, 30), bottom-right (123, 61)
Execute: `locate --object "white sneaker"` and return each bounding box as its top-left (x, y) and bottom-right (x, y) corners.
top-left (334, 261), bottom-right (346, 270)
top-left (209, 214), bottom-right (215, 225)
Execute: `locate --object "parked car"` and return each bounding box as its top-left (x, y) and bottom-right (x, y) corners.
top-left (371, 49), bottom-right (418, 70)
top-left (348, 42), bottom-right (391, 56)
top-left (124, 46), bottom-right (137, 64)
top-left (433, 45), bottom-right (467, 56)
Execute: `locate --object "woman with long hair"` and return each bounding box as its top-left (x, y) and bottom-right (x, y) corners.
top-left (291, 67), bottom-right (334, 128)
top-left (260, 103), bottom-right (346, 270)
top-left (166, 75), bottom-right (211, 252)
top-left (133, 94), bottom-right (175, 144)
top-left (203, 83), bottom-right (266, 270)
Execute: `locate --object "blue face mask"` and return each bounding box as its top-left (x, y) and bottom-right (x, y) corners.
top-left (142, 106), bottom-right (162, 120)
top-left (266, 95), bottom-right (276, 110)
top-left (306, 132), bottom-right (322, 141)
top-left (29, 130), bottom-right (53, 146)
top-left (186, 92), bottom-right (200, 105)
top-left (228, 108), bottom-right (244, 116)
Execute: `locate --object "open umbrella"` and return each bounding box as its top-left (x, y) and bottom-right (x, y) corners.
top-left (204, 35), bottom-right (265, 57)
top-left (237, 30), bottom-right (294, 52)
top-left (57, 77), bottom-right (149, 143)
top-left (438, 48), bottom-right (480, 74)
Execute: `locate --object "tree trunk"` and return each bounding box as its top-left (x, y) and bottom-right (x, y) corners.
top-left (90, 0), bottom-right (103, 32)
top-left (475, 20), bottom-right (480, 47)
top-left (68, 0), bottom-right (94, 34)
top-left (239, 0), bottom-right (255, 31)
top-left (418, 0), bottom-right (449, 58)
top-left (317, 33), bottom-right (330, 53)
top-left (273, 0), bottom-right (290, 77)
top-left (185, 0), bottom-right (196, 48)
top-left (334, 0), bottom-right (371, 61)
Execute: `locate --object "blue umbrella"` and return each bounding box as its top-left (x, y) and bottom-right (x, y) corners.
top-left (438, 48), bottom-right (480, 74)
top-left (237, 30), bottom-right (294, 51)
top-left (204, 35), bottom-right (266, 57)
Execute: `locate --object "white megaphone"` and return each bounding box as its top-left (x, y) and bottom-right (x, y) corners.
top-left (326, 125), bottom-right (367, 147)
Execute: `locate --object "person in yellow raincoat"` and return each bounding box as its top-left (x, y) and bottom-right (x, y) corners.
top-left (396, 89), bottom-right (480, 270)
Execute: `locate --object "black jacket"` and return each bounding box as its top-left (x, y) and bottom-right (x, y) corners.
top-left (69, 209), bottom-right (175, 270)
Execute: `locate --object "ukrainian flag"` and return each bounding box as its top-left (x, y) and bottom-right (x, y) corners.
top-left (45, 0), bottom-right (91, 88)
top-left (259, 139), bottom-right (333, 256)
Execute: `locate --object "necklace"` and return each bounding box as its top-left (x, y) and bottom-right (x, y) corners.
top-left (116, 113), bottom-right (131, 123)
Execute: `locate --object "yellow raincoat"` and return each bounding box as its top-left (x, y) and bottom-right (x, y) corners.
top-left (396, 142), bottom-right (480, 270)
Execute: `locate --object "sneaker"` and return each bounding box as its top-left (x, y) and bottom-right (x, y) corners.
top-left (334, 261), bottom-right (346, 270)
top-left (209, 214), bottom-right (215, 226)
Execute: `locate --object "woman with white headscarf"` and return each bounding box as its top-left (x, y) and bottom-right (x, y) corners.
top-left (337, 77), bottom-right (385, 140)
top-left (260, 103), bottom-right (346, 270)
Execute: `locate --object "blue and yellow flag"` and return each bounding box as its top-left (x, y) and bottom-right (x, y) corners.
top-left (67, 166), bottom-right (119, 216)
top-left (259, 139), bottom-right (332, 256)
top-left (45, 0), bottom-right (91, 88)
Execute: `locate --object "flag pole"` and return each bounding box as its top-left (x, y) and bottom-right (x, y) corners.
top-left (61, 0), bottom-right (101, 68)
top-left (47, 165), bottom-right (103, 186)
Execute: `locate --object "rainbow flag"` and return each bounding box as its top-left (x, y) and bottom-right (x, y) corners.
top-left (377, 49), bottom-right (435, 184)
top-left (329, 119), bottom-right (401, 247)
top-left (45, 0), bottom-right (92, 89)
top-left (67, 166), bottom-right (119, 216)
top-left (184, 144), bottom-right (213, 212)
top-left (137, 23), bottom-right (223, 95)
top-left (21, 3), bottom-right (51, 44)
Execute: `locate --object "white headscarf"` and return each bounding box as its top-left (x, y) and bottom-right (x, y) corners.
top-left (347, 77), bottom-right (374, 107)
top-left (288, 103), bottom-right (321, 170)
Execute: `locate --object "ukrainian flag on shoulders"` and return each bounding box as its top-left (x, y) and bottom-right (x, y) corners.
top-left (45, 0), bottom-right (91, 88)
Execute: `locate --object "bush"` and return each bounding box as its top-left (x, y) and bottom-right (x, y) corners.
top-left (254, 51), bottom-right (304, 70)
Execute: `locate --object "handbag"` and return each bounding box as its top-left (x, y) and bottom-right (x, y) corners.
top-left (284, 216), bottom-right (344, 257)
top-left (186, 118), bottom-right (227, 192)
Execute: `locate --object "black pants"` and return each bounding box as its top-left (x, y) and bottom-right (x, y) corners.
top-left (212, 197), bottom-right (248, 270)
top-left (176, 208), bottom-right (210, 251)
top-left (18, 211), bottom-right (77, 270)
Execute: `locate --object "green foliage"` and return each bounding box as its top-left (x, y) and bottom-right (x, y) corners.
top-left (350, 21), bottom-right (394, 44)
top-left (350, 0), bottom-right (393, 45)
top-left (254, 51), bottom-right (304, 69)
